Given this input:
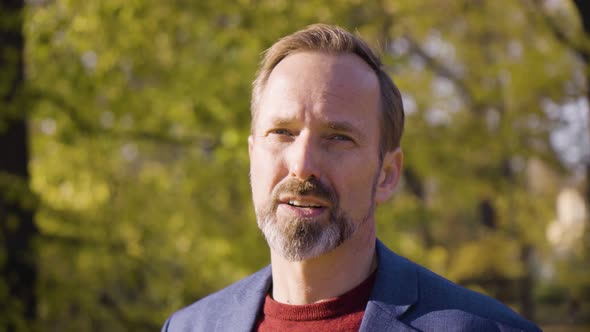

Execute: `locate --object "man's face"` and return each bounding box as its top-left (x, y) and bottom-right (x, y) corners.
top-left (249, 51), bottom-right (397, 261)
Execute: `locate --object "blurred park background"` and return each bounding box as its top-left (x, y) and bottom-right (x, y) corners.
top-left (1, 0), bottom-right (590, 331)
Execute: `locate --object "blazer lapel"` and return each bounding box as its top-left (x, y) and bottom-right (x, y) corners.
top-left (361, 302), bottom-right (418, 332)
top-left (214, 266), bottom-right (272, 332)
top-left (213, 241), bottom-right (419, 331)
top-left (359, 240), bottom-right (420, 332)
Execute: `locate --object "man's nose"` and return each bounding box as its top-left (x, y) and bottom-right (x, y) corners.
top-left (286, 134), bottom-right (321, 180)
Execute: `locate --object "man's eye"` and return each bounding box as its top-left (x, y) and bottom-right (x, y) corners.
top-left (328, 134), bottom-right (353, 142)
top-left (269, 129), bottom-right (292, 136)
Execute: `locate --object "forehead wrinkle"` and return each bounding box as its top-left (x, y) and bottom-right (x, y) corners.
top-left (311, 71), bottom-right (377, 103)
top-left (314, 89), bottom-right (352, 105)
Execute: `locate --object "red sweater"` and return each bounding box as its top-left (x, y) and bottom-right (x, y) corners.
top-left (255, 270), bottom-right (377, 332)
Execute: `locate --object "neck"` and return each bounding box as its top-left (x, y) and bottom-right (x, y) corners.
top-left (269, 223), bottom-right (377, 305)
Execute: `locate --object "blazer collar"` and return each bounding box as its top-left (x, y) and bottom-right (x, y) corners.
top-left (359, 239), bottom-right (419, 332)
top-left (215, 266), bottom-right (272, 332)
top-left (215, 239), bottom-right (419, 332)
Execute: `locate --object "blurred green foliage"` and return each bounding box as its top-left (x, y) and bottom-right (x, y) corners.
top-left (1, 0), bottom-right (589, 330)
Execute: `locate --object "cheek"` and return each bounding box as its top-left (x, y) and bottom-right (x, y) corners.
top-left (250, 146), bottom-right (285, 198)
top-left (332, 160), bottom-right (380, 209)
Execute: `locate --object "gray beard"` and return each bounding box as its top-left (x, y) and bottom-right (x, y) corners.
top-left (257, 205), bottom-right (362, 261)
top-left (255, 177), bottom-right (377, 261)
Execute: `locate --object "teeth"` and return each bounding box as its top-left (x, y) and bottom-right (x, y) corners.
top-left (288, 200), bottom-right (321, 208)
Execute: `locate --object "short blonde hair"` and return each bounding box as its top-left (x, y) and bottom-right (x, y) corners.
top-left (251, 23), bottom-right (405, 156)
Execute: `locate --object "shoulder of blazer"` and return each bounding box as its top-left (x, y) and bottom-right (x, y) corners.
top-left (409, 263), bottom-right (541, 331)
top-left (162, 265), bottom-right (272, 332)
top-left (372, 240), bottom-right (541, 332)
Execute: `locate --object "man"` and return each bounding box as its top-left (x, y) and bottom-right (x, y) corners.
top-left (162, 24), bottom-right (541, 332)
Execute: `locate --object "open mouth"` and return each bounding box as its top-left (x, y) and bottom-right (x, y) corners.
top-left (278, 196), bottom-right (330, 218)
top-left (287, 200), bottom-right (323, 208)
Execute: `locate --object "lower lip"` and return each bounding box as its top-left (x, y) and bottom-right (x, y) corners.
top-left (278, 203), bottom-right (327, 219)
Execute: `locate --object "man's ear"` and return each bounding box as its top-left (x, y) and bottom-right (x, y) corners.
top-left (375, 147), bottom-right (403, 204)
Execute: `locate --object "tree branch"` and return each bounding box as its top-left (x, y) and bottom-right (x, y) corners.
top-left (529, 0), bottom-right (590, 63)
top-left (33, 90), bottom-right (211, 148)
top-left (404, 34), bottom-right (479, 109)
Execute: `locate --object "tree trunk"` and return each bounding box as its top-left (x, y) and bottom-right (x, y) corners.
top-left (519, 245), bottom-right (534, 320)
top-left (572, 1), bottom-right (590, 205)
top-left (0, 0), bottom-right (38, 328)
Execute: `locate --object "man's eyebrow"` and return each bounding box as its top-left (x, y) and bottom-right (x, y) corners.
top-left (270, 118), bottom-right (294, 127)
top-left (262, 118), bottom-right (366, 139)
top-left (326, 121), bottom-right (355, 131)
top-left (326, 121), bottom-right (365, 138)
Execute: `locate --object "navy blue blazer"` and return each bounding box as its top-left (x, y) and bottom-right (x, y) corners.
top-left (162, 240), bottom-right (541, 331)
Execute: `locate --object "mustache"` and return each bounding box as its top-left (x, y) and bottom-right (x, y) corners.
top-left (273, 177), bottom-right (337, 206)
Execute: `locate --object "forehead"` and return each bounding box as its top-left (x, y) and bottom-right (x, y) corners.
top-left (255, 52), bottom-right (381, 129)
